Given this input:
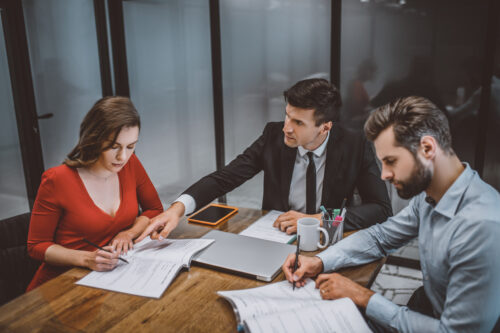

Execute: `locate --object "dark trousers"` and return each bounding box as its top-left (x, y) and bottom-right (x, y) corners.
top-left (406, 286), bottom-right (435, 317)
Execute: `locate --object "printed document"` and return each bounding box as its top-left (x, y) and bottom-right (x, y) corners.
top-left (239, 210), bottom-right (296, 244)
top-left (218, 279), bottom-right (372, 333)
top-left (76, 237), bottom-right (214, 298)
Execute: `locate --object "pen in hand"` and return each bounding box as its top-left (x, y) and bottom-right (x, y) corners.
top-left (82, 239), bottom-right (129, 264)
top-left (292, 235), bottom-right (300, 291)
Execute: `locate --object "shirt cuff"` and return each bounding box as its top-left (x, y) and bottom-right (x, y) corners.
top-left (366, 293), bottom-right (399, 328)
top-left (316, 251), bottom-right (341, 272)
top-left (175, 194), bottom-right (196, 215)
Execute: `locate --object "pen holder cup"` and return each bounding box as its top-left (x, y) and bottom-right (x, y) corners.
top-left (322, 216), bottom-right (344, 246)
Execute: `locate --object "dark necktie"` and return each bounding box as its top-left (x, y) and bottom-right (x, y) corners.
top-left (306, 152), bottom-right (316, 214)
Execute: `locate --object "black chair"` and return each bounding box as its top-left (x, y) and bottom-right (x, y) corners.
top-left (0, 213), bottom-right (40, 306)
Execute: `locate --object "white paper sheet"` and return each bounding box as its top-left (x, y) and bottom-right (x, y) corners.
top-left (76, 237), bottom-right (214, 298)
top-left (77, 258), bottom-right (182, 298)
top-left (239, 210), bottom-right (296, 244)
top-left (218, 279), bottom-right (372, 333)
top-left (244, 297), bottom-right (372, 333)
top-left (126, 237), bottom-right (215, 266)
top-left (218, 280), bottom-right (322, 322)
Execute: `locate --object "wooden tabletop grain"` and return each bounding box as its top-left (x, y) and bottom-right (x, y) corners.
top-left (0, 208), bottom-right (385, 332)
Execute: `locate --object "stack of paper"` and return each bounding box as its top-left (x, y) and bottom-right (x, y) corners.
top-left (218, 280), bottom-right (372, 333)
top-left (76, 237), bottom-right (214, 298)
top-left (239, 210), bottom-right (297, 244)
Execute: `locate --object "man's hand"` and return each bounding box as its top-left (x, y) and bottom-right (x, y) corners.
top-left (135, 202), bottom-right (185, 243)
top-left (315, 273), bottom-right (375, 308)
top-left (273, 211), bottom-right (322, 234)
top-left (282, 254), bottom-right (324, 287)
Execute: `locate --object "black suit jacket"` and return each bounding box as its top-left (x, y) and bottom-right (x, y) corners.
top-left (184, 122), bottom-right (392, 230)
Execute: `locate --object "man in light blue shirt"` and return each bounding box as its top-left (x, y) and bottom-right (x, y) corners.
top-left (283, 96), bottom-right (500, 332)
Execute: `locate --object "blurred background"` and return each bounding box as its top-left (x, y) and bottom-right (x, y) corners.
top-left (1, 0), bottom-right (499, 221)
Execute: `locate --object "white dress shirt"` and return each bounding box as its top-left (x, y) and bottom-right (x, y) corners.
top-left (288, 131), bottom-right (329, 213)
top-left (176, 131), bottom-right (330, 215)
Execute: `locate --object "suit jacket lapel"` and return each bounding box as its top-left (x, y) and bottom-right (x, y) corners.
top-left (321, 124), bottom-right (344, 205)
top-left (280, 145), bottom-right (297, 211)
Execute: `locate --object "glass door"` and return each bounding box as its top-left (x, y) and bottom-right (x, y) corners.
top-left (0, 0), bottom-right (44, 219)
top-left (0, 14), bottom-right (30, 219)
top-left (22, 0), bottom-right (103, 170)
top-left (119, 0), bottom-right (217, 204)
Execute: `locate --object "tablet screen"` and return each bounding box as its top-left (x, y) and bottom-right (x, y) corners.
top-left (189, 205), bottom-right (237, 224)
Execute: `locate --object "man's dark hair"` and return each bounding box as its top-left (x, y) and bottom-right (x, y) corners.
top-left (283, 78), bottom-right (342, 125)
top-left (364, 96), bottom-right (454, 155)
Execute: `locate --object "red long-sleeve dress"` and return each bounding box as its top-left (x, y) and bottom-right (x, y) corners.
top-left (26, 154), bottom-right (163, 291)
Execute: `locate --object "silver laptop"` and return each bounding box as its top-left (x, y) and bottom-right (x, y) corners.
top-left (192, 230), bottom-right (295, 282)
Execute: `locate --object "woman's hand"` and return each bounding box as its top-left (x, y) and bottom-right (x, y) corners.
top-left (84, 246), bottom-right (119, 271)
top-left (110, 231), bottom-right (135, 254)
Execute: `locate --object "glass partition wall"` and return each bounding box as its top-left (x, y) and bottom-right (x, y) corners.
top-left (122, 0), bottom-right (216, 205)
top-left (482, 24), bottom-right (500, 191)
top-left (341, 0), bottom-right (489, 214)
top-left (4, 0), bottom-right (498, 216)
top-left (220, 0), bottom-right (331, 207)
top-left (0, 16), bottom-right (30, 219)
top-left (23, 0), bottom-right (103, 169)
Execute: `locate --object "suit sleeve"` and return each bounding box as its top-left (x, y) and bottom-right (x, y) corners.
top-left (27, 170), bottom-right (63, 261)
top-left (345, 139), bottom-right (392, 230)
top-left (183, 124), bottom-right (270, 211)
top-left (132, 155), bottom-right (164, 219)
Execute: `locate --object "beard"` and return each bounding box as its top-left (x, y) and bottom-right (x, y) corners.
top-left (393, 156), bottom-right (432, 199)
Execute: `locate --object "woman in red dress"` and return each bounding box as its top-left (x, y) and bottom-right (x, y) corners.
top-left (27, 96), bottom-right (163, 291)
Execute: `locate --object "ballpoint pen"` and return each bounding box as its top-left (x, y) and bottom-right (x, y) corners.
top-left (82, 238), bottom-right (129, 264)
top-left (339, 197), bottom-right (347, 216)
top-left (292, 235), bottom-right (300, 291)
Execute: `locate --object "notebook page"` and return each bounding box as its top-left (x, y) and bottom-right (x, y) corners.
top-left (218, 279), bottom-right (321, 323)
top-left (239, 210), bottom-right (296, 244)
top-left (76, 258), bottom-right (182, 299)
top-left (244, 297), bottom-right (372, 333)
top-left (126, 237), bottom-right (215, 266)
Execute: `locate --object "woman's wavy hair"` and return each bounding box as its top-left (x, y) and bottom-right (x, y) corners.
top-left (64, 96), bottom-right (140, 168)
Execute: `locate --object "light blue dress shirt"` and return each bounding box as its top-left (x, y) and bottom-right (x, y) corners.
top-left (317, 163), bottom-right (500, 332)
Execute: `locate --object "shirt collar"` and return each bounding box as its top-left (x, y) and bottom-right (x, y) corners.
top-left (298, 131), bottom-right (330, 158)
top-left (432, 162), bottom-right (475, 218)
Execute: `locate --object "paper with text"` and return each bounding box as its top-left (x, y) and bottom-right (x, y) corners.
top-left (76, 237), bottom-right (214, 298)
top-left (125, 237), bottom-right (214, 266)
top-left (239, 210), bottom-right (296, 244)
top-left (218, 280), bottom-right (372, 333)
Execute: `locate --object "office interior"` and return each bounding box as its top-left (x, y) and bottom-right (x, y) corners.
top-left (1, 0), bottom-right (499, 307)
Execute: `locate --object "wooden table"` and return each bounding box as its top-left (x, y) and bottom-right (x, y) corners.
top-left (0, 208), bottom-right (385, 332)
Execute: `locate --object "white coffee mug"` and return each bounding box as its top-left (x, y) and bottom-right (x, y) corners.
top-left (297, 217), bottom-right (329, 251)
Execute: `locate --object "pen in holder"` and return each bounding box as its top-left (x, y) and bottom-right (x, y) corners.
top-left (321, 208), bottom-right (344, 246)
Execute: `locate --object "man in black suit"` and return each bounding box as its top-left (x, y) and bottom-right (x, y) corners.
top-left (137, 79), bottom-right (391, 241)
